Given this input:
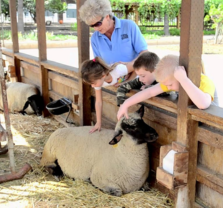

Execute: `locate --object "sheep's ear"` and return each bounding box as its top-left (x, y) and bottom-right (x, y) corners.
top-left (109, 130), bottom-right (123, 145)
top-left (136, 105), bottom-right (144, 118)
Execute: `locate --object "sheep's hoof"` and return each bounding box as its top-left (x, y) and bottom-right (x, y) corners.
top-left (104, 187), bottom-right (122, 196)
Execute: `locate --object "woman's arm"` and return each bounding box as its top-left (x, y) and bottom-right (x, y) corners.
top-left (117, 83), bottom-right (163, 120)
top-left (90, 89), bottom-right (103, 133)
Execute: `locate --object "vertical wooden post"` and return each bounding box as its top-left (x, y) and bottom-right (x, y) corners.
top-left (9, 0), bottom-right (21, 82)
top-left (76, 0), bottom-right (91, 126)
top-left (9, 0), bottom-right (19, 53)
top-left (36, 0), bottom-right (49, 117)
top-left (175, 0), bottom-right (204, 207)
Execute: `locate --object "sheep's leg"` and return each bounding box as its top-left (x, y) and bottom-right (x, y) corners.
top-left (44, 160), bottom-right (64, 178)
top-left (91, 175), bottom-right (122, 196)
top-left (102, 185), bottom-right (123, 196)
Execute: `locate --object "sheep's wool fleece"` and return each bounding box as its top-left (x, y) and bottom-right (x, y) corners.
top-left (41, 126), bottom-right (150, 194)
top-left (0, 82), bottom-right (39, 113)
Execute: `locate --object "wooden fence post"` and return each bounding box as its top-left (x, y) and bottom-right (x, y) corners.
top-left (175, 0), bottom-right (204, 207)
top-left (76, 0), bottom-right (91, 126)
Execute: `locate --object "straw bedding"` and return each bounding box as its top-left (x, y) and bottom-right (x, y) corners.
top-left (0, 112), bottom-right (173, 208)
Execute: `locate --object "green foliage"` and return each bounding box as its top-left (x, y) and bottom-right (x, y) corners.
top-left (203, 30), bottom-right (215, 35)
top-left (71, 23), bottom-right (77, 31)
top-left (0, 30), bottom-right (11, 40)
top-left (169, 28), bottom-right (180, 36)
top-left (0, 30), bottom-right (77, 41)
top-left (1, 0), bottom-right (10, 17)
top-left (110, 0), bottom-right (181, 24)
top-left (143, 33), bottom-right (161, 40)
top-left (45, 0), bottom-right (67, 14)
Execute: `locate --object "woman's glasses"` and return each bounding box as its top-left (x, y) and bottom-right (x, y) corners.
top-left (90, 17), bottom-right (104, 28)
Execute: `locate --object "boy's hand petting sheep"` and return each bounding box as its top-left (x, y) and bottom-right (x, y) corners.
top-left (117, 103), bottom-right (129, 120)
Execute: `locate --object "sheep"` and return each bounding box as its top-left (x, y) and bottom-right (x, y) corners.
top-left (0, 82), bottom-right (44, 116)
top-left (40, 105), bottom-right (158, 196)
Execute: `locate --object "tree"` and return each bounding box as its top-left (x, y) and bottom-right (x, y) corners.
top-left (110, 0), bottom-right (181, 36)
top-left (1, 0), bottom-right (10, 18)
top-left (205, 2), bottom-right (223, 44)
top-left (23, 0), bottom-right (36, 23)
top-left (18, 0), bottom-right (24, 33)
top-left (45, 0), bottom-right (67, 14)
top-left (22, 0), bottom-right (67, 23)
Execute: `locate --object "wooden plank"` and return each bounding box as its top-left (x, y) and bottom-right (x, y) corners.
top-left (36, 0), bottom-right (47, 61)
top-left (20, 61), bottom-right (40, 74)
top-left (105, 86), bottom-right (178, 113)
top-left (192, 115), bottom-right (223, 130)
top-left (48, 71), bottom-right (78, 89)
top-left (77, 0), bottom-right (91, 126)
top-left (189, 105), bottom-right (223, 128)
top-left (174, 152), bottom-right (188, 186)
top-left (197, 164), bottom-right (223, 195)
top-left (2, 48), bottom-right (13, 57)
top-left (197, 125), bottom-right (223, 150)
top-left (2, 55), bottom-right (14, 66)
top-left (156, 167), bottom-right (174, 190)
top-left (15, 52), bottom-right (39, 65)
top-left (41, 60), bottom-right (78, 79)
top-left (40, 65), bottom-right (50, 117)
top-left (159, 145), bottom-right (172, 167)
top-left (196, 183), bottom-right (223, 208)
top-left (9, 0), bottom-right (19, 52)
top-left (21, 76), bottom-right (40, 88)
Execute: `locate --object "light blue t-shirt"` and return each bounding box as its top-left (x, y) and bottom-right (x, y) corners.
top-left (91, 16), bottom-right (148, 65)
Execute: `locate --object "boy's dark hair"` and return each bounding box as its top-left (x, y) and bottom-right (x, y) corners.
top-left (81, 57), bottom-right (111, 84)
top-left (133, 52), bottom-right (159, 72)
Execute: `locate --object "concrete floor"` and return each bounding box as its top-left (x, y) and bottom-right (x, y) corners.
top-left (20, 46), bottom-right (223, 108)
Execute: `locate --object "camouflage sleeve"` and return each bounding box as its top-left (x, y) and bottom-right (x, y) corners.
top-left (116, 78), bottom-right (143, 106)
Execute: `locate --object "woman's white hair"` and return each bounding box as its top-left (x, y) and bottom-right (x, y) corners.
top-left (79, 0), bottom-right (113, 24)
top-left (154, 55), bottom-right (179, 82)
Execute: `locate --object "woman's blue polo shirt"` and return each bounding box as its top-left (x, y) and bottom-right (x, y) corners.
top-left (91, 16), bottom-right (148, 65)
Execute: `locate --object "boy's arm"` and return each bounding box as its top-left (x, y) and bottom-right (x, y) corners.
top-left (174, 66), bottom-right (212, 109)
top-left (116, 78), bottom-right (143, 106)
top-left (90, 89), bottom-right (103, 133)
top-left (117, 83), bottom-right (163, 120)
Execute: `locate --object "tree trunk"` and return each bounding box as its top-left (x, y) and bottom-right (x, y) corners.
top-left (214, 22), bottom-right (222, 44)
top-left (164, 13), bottom-right (170, 36)
top-left (18, 0), bottom-right (24, 33)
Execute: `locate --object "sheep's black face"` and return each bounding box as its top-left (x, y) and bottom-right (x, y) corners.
top-left (28, 95), bottom-right (44, 116)
top-left (121, 117), bottom-right (158, 144)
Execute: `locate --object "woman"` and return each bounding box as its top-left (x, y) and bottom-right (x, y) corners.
top-left (79, 0), bottom-right (148, 74)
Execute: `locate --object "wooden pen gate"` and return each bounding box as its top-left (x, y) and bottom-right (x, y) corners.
top-left (1, 0), bottom-right (223, 207)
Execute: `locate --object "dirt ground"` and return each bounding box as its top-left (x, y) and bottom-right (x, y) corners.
top-left (0, 112), bottom-right (173, 208)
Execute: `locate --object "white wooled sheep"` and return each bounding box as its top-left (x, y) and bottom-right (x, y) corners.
top-left (40, 106), bottom-right (158, 196)
top-left (0, 82), bottom-right (44, 116)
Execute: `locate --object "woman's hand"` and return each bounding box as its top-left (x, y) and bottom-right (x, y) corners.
top-left (89, 122), bottom-right (101, 133)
